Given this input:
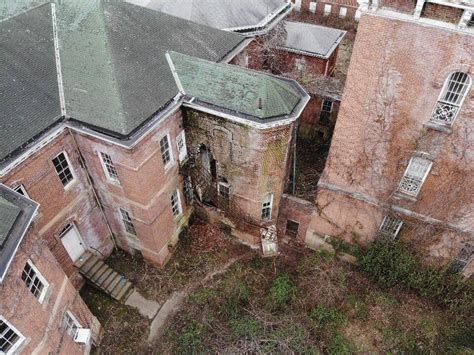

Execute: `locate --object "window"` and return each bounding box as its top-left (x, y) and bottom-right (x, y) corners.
top-left (430, 72), bottom-right (471, 126)
top-left (339, 6), bottom-right (348, 17)
top-left (160, 135), bottom-right (172, 167)
top-left (324, 4), bottom-right (332, 15)
top-left (261, 193), bottom-right (273, 220)
top-left (63, 311), bottom-right (81, 339)
top-left (398, 156), bottom-right (432, 197)
top-left (13, 184), bottom-right (29, 198)
top-left (218, 182), bottom-right (230, 209)
top-left (21, 261), bottom-right (49, 303)
top-left (170, 189), bottom-right (182, 217)
top-left (449, 244), bottom-right (473, 273)
top-left (184, 177), bottom-right (194, 204)
top-left (52, 152), bottom-right (74, 187)
top-left (0, 317), bottom-right (24, 354)
top-left (295, 57), bottom-right (306, 71)
top-left (320, 100), bottom-right (333, 124)
top-left (309, 1), bottom-right (317, 13)
top-left (176, 131), bottom-right (188, 163)
top-left (378, 216), bottom-right (403, 240)
top-left (286, 220), bottom-right (300, 237)
top-left (120, 208), bottom-right (136, 235)
top-left (100, 152), bottom-right (120, 183)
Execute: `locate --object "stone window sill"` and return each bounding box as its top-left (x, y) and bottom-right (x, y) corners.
top-left (424, 121), bottom-right (453, 134)
top-left (392, 191), bottom-right (418, 203)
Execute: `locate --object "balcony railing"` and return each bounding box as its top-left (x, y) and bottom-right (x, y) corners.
top-left (430, 101), bottom-right (459, 126)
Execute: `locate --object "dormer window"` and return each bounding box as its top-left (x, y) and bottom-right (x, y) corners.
top-left (430, 72), bottom-right (471, 126)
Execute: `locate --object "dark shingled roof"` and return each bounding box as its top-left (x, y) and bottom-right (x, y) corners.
top-left (0, 185), bottom-right (38, 282)
top-left (0, 0), bottom-right (246, 162)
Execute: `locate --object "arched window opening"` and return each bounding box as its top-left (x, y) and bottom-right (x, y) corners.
top-left (430, 72), bottom-right (471, 126)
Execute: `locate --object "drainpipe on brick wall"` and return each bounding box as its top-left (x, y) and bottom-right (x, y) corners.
top-left (67, 128), bottom-right (118, 252)
top-left (292, 121), bottom-right (298, 195)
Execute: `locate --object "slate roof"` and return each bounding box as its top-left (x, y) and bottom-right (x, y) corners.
top-left (168, 52), bottom-right (307, 122)
top-left (127, 0), bottom-right (292, 33)
top-left (0, 1), bottom-right (246, 163)
top-left (0, 185), bottom-right (38, 282)
top-left (282, 21), bottom-right (346, 58)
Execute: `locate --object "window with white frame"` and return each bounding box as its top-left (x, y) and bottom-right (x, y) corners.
top-left (309, 1), bottom-right (317, 13)
top-left (13, 184), bottom-right (29, 198)
top-left (320, 99), bottom-right (333, 124)
top-left (52, 152), bottom-right (74, 187)
top-left (21, 261), bottom-right (49, 303)
top-left (0, 317), bottom-right (24, 354)
top-left (449, 244), bottom-right (473, 273)
top-left (160, 135), bottom-right (172, 167)
top-left (261, 193), bottom-right (273, 220)
top-left (170, 189), bottom-right (182, 217)
top-left (295, 57), bottom-right (306, 71)
top-left (63, 311), bottom-right (81, 339)
top-left (176, 131), bottom-right (188, 163)
top-left (100, 152), bottom-right (120, 183)
top-left (430, 72), bottom-right (471, 126)
top-left (218, 182), bottom-right (230, 208)
top-left (378, 216), bottom-right (403, 240)
top-left (398, 156), bottom-right (432, 197)
top-left (324, 4), bottom-right (332, 15)
top-left (339, 6), bottom-right (348, 17)
top-left (120, 208), bottom-right (136, 235)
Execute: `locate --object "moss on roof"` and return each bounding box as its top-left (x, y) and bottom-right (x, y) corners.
top-left (169, 52), bottom-right (302, 119)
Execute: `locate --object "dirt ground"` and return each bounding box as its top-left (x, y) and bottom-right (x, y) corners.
top-left (81, 221), bottom-right (469, 354)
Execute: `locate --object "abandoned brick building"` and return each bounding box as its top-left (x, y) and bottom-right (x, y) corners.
top-left (0, 0), bottom-right (311, 352)
top-left (292, 0), bottom-right (360, 20)
top-left (284, 0), bottom-right (473, 277)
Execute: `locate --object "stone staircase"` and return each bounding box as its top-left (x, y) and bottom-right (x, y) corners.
top-left (75, 252), bottom-right (134, 302)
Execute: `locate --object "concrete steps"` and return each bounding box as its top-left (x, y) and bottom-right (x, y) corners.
top-left (75, 252), bottom-right (134, 302)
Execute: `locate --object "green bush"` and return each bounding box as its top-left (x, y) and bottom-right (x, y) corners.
top-left (327, 332), bottom-right (355, 354)
top-left (310, 304), bottom-right (346, 329)
top-left (269, 274), bottom-right (297, 309)
top-left (229, 316), bottom-right (263, 340)
top-left (177, 322), bottom-right (204, 354)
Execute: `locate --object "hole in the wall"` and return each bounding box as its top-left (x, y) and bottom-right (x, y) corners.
top-left (285, 219), bottom-right (300, 237)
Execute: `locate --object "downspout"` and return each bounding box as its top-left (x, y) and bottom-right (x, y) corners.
top-left (67, 128), bottom-right (118, 252)
top-left (292, 120), bottom-right (298, 195)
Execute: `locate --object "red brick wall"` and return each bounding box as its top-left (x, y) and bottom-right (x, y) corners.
top-left (299, 0), bottom-right (358, 20)
top-left (73, 110), bottom-right (190, 266)
top-left (276, 194), bottom-right (315, 240)
top-left (1, 131), bottom-right (112, 275)
top-left (0, 227), bottom-right (100, 354)
top-left (381, 0), bottom-right (416, 13)
top-left (421, 3), bottom-right (463, 24)
top-left (277, 50), bottom-right (330, 75)
top-left (299, 96), bottom-right (341, 139)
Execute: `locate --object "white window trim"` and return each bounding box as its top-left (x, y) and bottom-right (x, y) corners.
top-left (430, 72), bottom-right (471, 127)
top-left (22, 260), bottom-right (50, 304)
top-left (119, 208), bottom-right (137, 236)
top-left (0, 316), bottom-right (25, 354)
top-left (64, 311), bottom-right (82, 339)
top-left (261, 193), bottom-right (274, 221)
top-left (324, 4), bottom-right (332, 15)
top-left (295, 57), bottom-right (306, 71)
top-left (398, 157), bottom-right (432, 197)
top-left (160, 133), bottom-right (174, 171)
top-left (321, 100), bottom-right (333, 113)
top-left (13, 184), bottom-right (29, 198)
top-left (52, 151), bottom-right (76, 189)
top-left (309, 1), bottom-right (317, 13)
top-left (98, 152), bottom-right (120, 184)
top-left (339, 6), bottom-right (348, 17)
top-left (170, 189), bottom-right (183, 217)
top-left (176, 131), bottom-right (188, 163)
top-left (378, 216), bottom-right (403, 240)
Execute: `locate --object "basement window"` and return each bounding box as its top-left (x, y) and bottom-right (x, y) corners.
top-left (449, 244), bottom-right (473, 273)
top-left (430, 72), bottom-right (471, 126)
top-left (170, 189), bottom-right (182, 217)
top-left (0, 317), bottom-right (24, 354)
top-left (378, 216), bottom-right (403, 240)
top-left (52, 152), bottom-right (75, 187)
top-left (100, 152), bottom-right (120, 183)
top-left (120, 208), bottom-right (137, 236)
top-left (398, 157), bottom-right (432, 197)
top-left (160, 134), bottom-right (172, 168)
top-left (261, 193), bottom-right (274, 221)
top-left (21, 261), bottom-right (49, 303)
top-left (285, 220), bottom-right (300, 237)
top-left (63, 311), bottom-right (81, 339)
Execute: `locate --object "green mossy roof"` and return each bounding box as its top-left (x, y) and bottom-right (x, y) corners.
top-left (169, 52), bottom-right (301, 119)
top-left (0, 197), bottom-right (20, 248)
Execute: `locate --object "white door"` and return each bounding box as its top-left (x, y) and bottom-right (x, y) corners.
top-left (60, 225), bottom-right (86, 262)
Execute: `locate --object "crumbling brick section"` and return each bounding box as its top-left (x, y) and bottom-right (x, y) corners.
top-left (421, 3), bottom-right (463, 24)
top-left (276, 194), bottom-right (315, 241)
